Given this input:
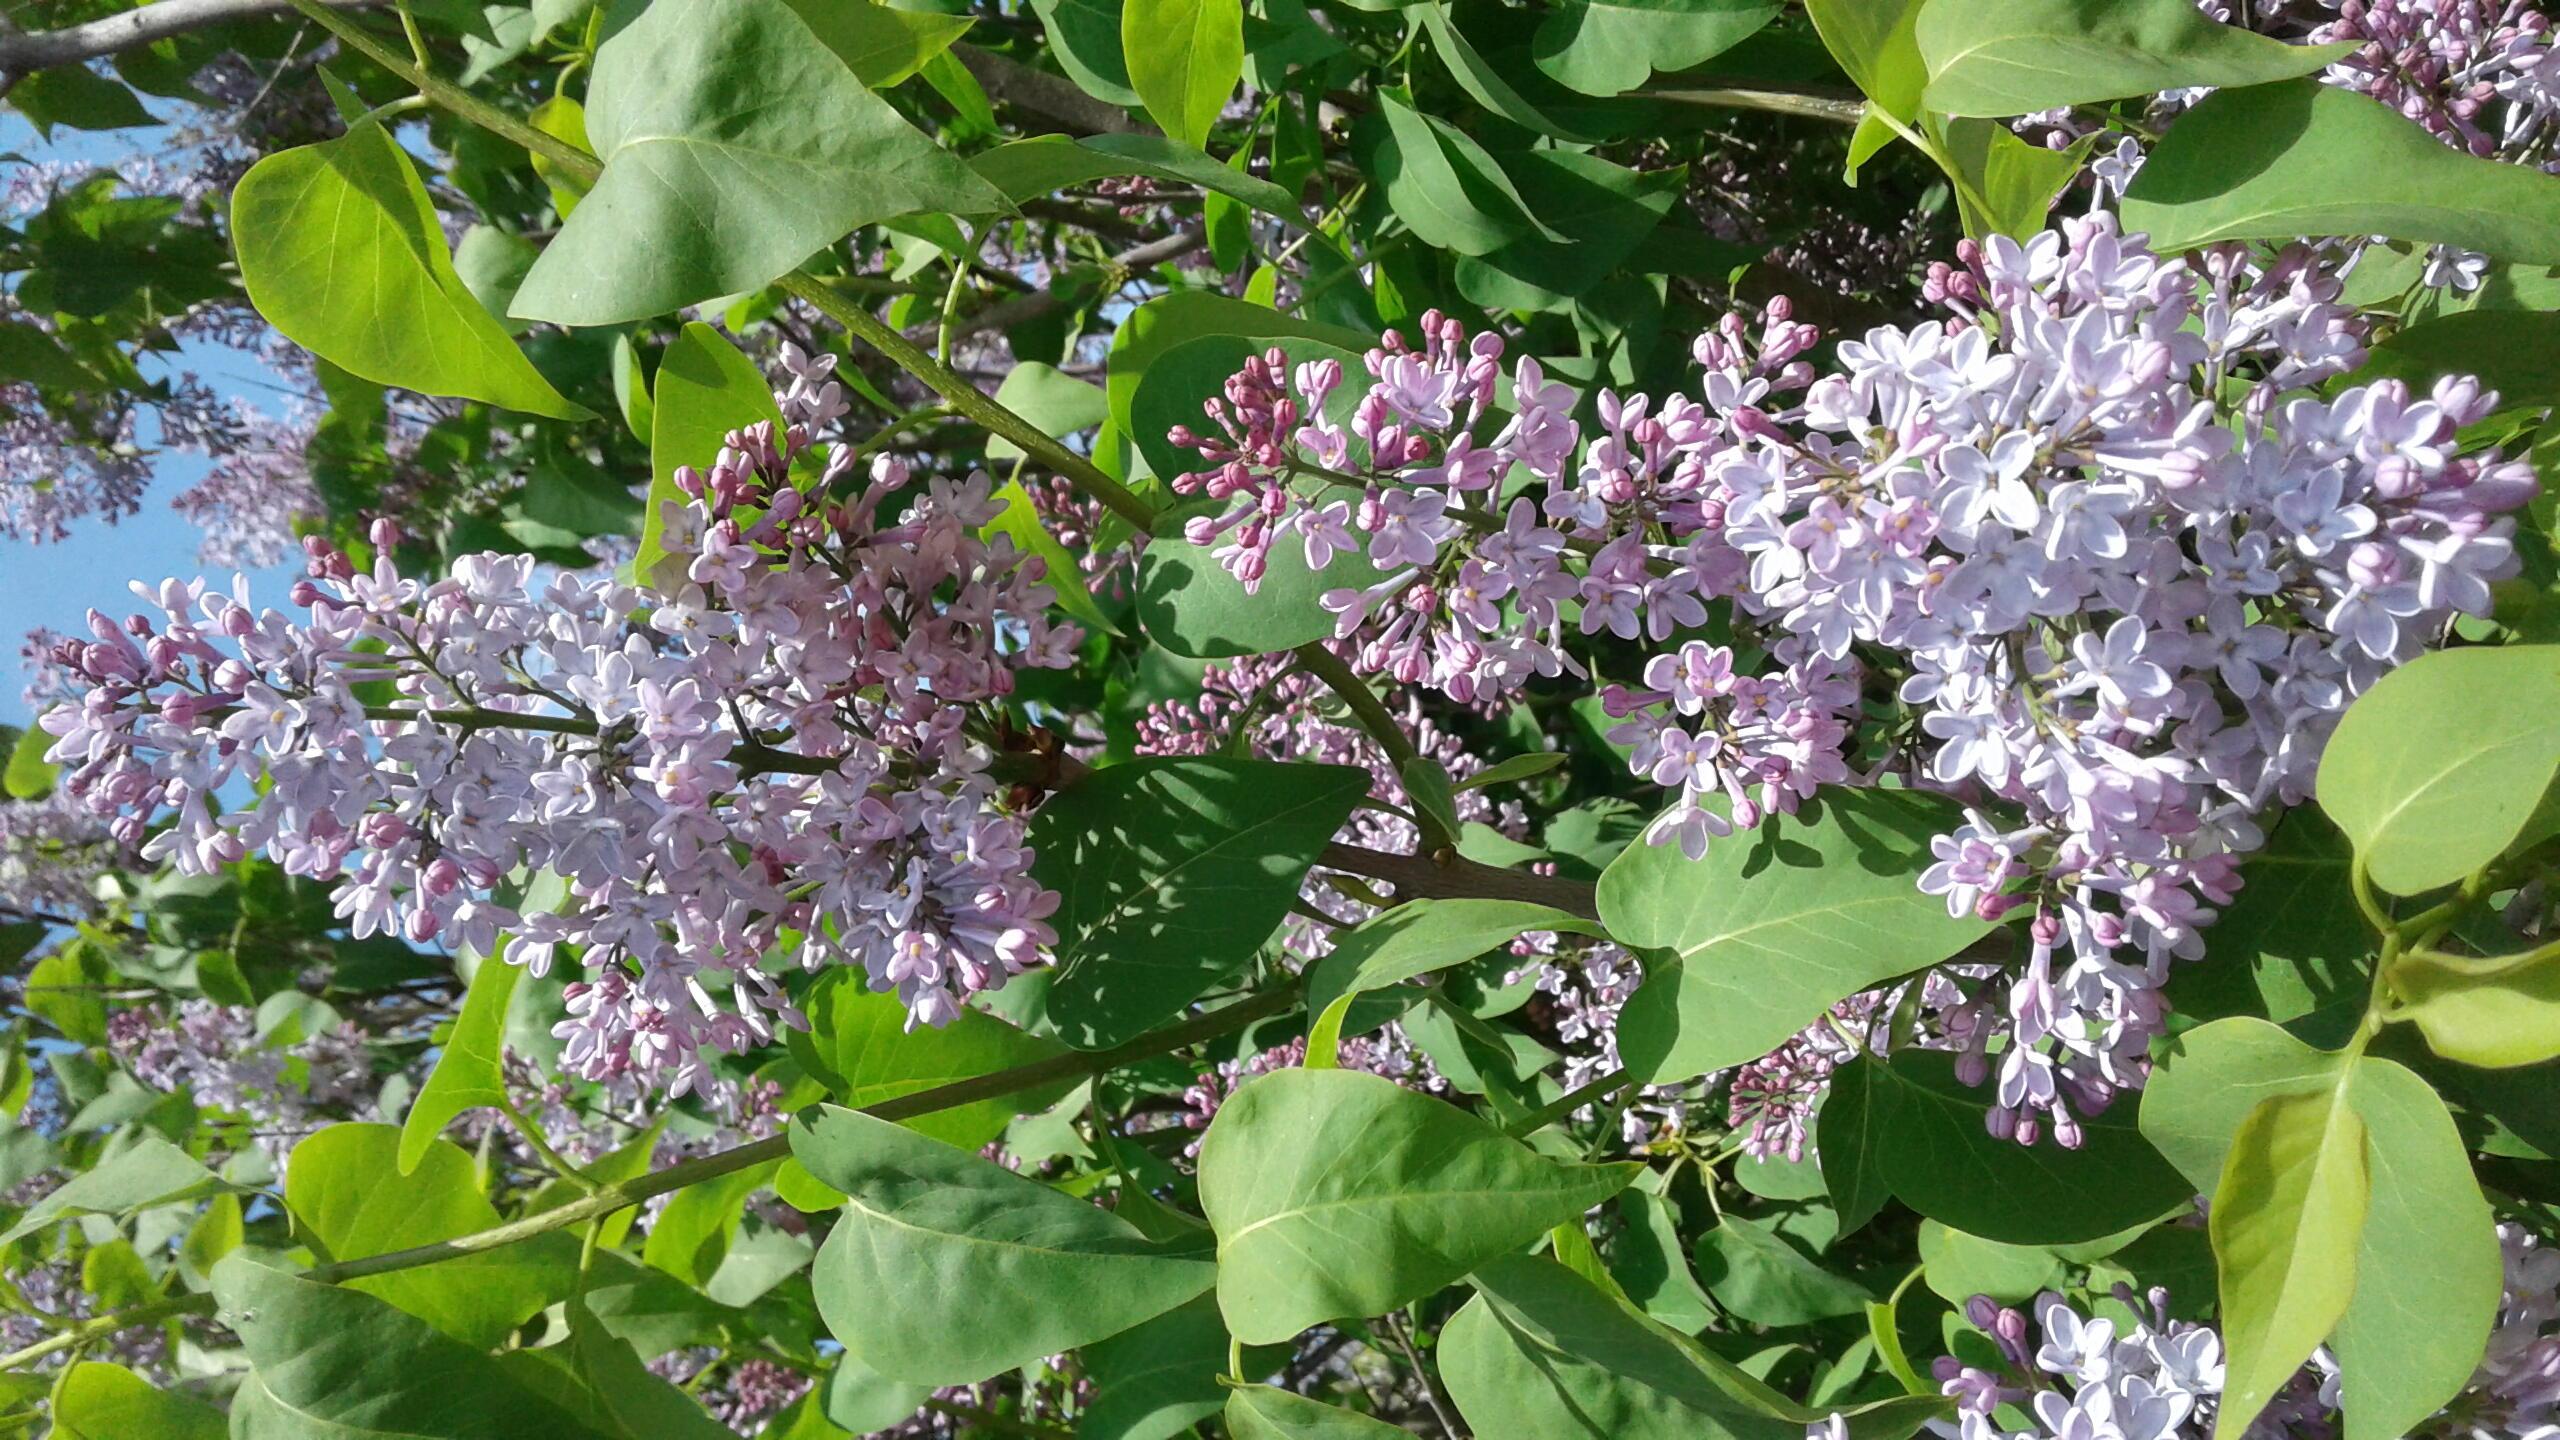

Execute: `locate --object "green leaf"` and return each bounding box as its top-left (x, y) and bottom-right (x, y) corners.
top-left (1451, 149), bottom-right (1686, 311)
top-left (1610, 1180), bottom-right (1717, 1332)
top-left (2368, 308), bottom-right (2560, 415)
top-left (1815, 1052), bottom-right (2192, 1244)
top-left (794, 1104), bottom-right (1216, 1384)
top-left (2164, 809), bottom-right (2370, 1026)
top-left (2122, 81), bottom-right (2560, 266)
top-left (782, 0), bottom-right (972, 86)
top-left (1804, 0), bottom-right (1925, 177)
top-left (1694, 1215), bottom-right (1873, 1327)
top-left (1121, 0), bottom-right (1240, 147)
top-left (1915, 1221), bottom-right (2063, 1305)
top-left (785, 969), bottom-right (1073, 1149)
top-left (823, 1352), bottom-right (930, 1433)
top-left (1305, 898), bottom-right (1604, 1018)
top-left (984, 476), bottom-right (1120, 637)
top-left (4, 721), bottom-right (58, 801)
top-left (2210, 1084), bottom-right (2368, 1440)
top-left (231, 121), bottom-right (590, 419)
top-left (1225, 1387), bottom-right (1413, 1439)
top-left (1197, 1068), bottom-right (1640, 1344)
top-left (1930, 118), bottom-right (2090, 241)
top-left (1417, 3), bottom-right (1590, 141)
top-left (985, 359), bottom-right (1111, 462)
top-left (529, 1298), bottom-right (736, 1439)
top-left (53, 1362), bottom-right (226, 1440)
top-left (1106, 291), bottom-right (1367, 459)
top-left (1029, 0), bottom-right (1141, 107)
top-left (24, 946), bottom-right (106, 1044)
top-left (1027, 757), bottom-right (1368, 1048)
top-left (9, 65), bottom-right (157, 136)
top-left (214, 1255), bottom-right (617, 1439)
top-left (1440, 1255), bottom-right (1943, 1439)
top-left (2314, 644), bottom-right (2560, 895)
top-left (642, 321), bottom-right (784, 587)
top-left (975, 133), bottom-right (1299, 221)
top-left (1530, 0), bottom-right (1778, 98)
top-left (1078, 1295), bottom-right (1233, 1440)
top-left (2390, 947), bottom-right (2560, 1067)
top-left (0, 321), bottom-right (98, 391)
top-left (643, 1159), bottom-right (776, 1287)
top-left (1361, 89), bottom-right (1562, 256)
top-left (1600, 790), bottom-right (1997, 1084)
top-left (0, 1135), bottom-right (244, 1245)
top-left (1915, 0), bottom-right (2352, 118)
top-left (510, 0), bottom-right (1006, 324)
top-left (285, 1123), bottom-right (574, 1347)
top-left (2142, 1019), bottom-right (2501, 1440)
top-left (398, 952), bottom-right (524, 1174)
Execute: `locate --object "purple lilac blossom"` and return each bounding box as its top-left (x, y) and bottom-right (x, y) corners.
top-left (41, 347), bottom-right (1081, 1095)
top-left (1170, 217), bottom-right (2533, 1143)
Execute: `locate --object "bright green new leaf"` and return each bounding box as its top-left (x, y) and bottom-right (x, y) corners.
top-left (642, 321), bottom-right (785, 588)
top-left (398, 951), bottom-right (524, 1174)
top-left (1916, 0), bottom-right (2353, 118)
top-left (2315, 644), bottom-right (2560, 894)
top-left (0, 1135), bottom-right (245, 1245)
top-left (285, 1123), bottom-right (574, 1347)
top-left (215, 1255), bottom-right (617, 1440)
top-left (1122, 0), bottom-right (1241, 147)
top-left (2123, 81), bottom-right (2560, 266)
top-left (1931, 118), bottom-right (2091, 241)
top-left (53, 1362), bottom-right (225, 1440)
top-left (1601, 789), bottom-right (1997, 1084)
top-left (785, 969), bottom-right (1074, 1149)
top-left (2210, 1086), bottom-right (2368, 1440)
top-left (231, 120), bottom-right (589, 419)
top-left (643, 1159), bottom-right (778, 1287)
top-left (1028, 757), bottom-right (1368, 1047)
top-left (2143, 1020), bottom-right (2501, 1439)
top-left (1530, 0), bottom-right (1778, 98)
top-left (1197, 1069), bottom-right (1640, 1343)
top-left (795, 1105), bottom-right (1216, 1384)
top-left (1225, 1387), bottom-right (1415, 1439)
top-left (1804, 0), bottom-right (1925, 177)
top-left (510, 0), bottom-right (1006, 324)
top-left (984, 476), bottom-right (1120, 636)
top-left (1305, 898), bottom-right (1605, 1018)
top-left (782, 0), bottom-right (973, 86)
top-left (1916, 1222), bottom-right (2065, 1305)
top-left (2390, 947), bottom-right (2560, 1068)
top-left (4, 721), bottom-right (57, 800)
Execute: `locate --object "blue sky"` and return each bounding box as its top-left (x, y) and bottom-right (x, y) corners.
top-left (2, 113), bottom-right (305, 726)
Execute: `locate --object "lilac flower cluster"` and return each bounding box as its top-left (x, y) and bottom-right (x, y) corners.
top-left (1173, 216), bottom-right (2533, 1142)
top-left (106, 1000), bottom-right (376, 1167)
top-left (0, 790), bottom-right (119, 920)
top-left (1933, 1288), bottom-right (2236, 1440)
top-left (2306, 0), bottom-right (2560, 169)
top-left (39, 348), bottom-right (1081, 1095)
top-left (1928, 1221), bottom-right (2560, 1439)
